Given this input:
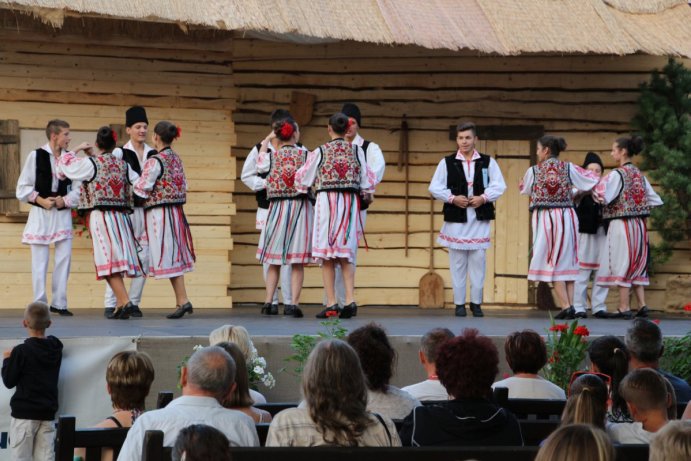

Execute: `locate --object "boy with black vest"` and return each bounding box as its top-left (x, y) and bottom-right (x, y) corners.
top-left (16, 120), bottom-right (88, 317)
top-left (428, 122), bottom-right (506, 317)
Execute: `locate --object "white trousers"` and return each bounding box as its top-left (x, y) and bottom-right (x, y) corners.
top-left (333, 261), bottom-right (349, 306)
top-left (574, 267), bottom-right (609, 314)
top-left (449, 248), bottom-right (486, 306)
top-left (263, 263), bottom-right (293, 305)
top-left (10, 417), bottom-right (55, 461)
top-left (31, 240), bottom-right (71, 310)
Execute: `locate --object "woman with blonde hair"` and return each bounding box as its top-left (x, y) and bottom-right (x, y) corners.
top-left (536, 424), bottom-right (615, 461)
top-left (266, 339), bottom-right (400, 447)
top-left (561, 374), bottom-right (609, 429)
top-left (649, 420), bottom-right (691, 461)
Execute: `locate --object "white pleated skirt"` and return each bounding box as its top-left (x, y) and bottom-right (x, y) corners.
top-left (596, 218), bottom-right (650, 287)
top-left (528, 208), bottom-right (580, 282)
top-left (145, 205), bottom-right (195, 279)
top-left (257, 197), bottom-right (314, 265)
top-left (88, 209), bottom-right (143, 280)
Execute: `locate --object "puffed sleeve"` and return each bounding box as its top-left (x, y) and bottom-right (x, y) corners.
top-left (597, 171), bottom-right (623, 205)
top-left (133, 157), bottom-right (161, 198)
top-left (241, 146), bottom-right (266, 192)
top-left (519, 167), bottom-right (535, 196)
top-left (256, 145), bottom-right (271, 175)
top-left (482, 157), bottom-right (507, 203)
top-left (644, 176), bottom-right (663, 207)
top-left (57, 152), bottom-right (95, 182)
top-left (569, 163), bottom-right (599, 192)
top-left (295, 148), bottom-right (321, 194)
top-left (365, 141), bottom-right (386, 187)
top-left (62, 180), bottom-right (82, 209)
top-left (16, 151), bottom-right (39, 203)
top-left (428, 159), bottom-right (453, 203)
top-left (127, 164), bottom-right (140, 184)
top-left (356, 145), bottom-right (375, 194)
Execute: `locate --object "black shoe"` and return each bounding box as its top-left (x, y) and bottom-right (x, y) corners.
top-left (167, 302), bottom-right (193, 319)
top-left (261, 303), bottom-right (271, 315)
top-left (104, 307), bottom-right (115, 318)
top-left (610, 309), bottom-right (634, 320)
top-left (575, 311), bottom-right (587, 319)
top-left (50, 306), bottom-right (73, 317)
top-left (593, 311), bottom-right (610, 319)
top-left (352, 305), bottom-right (358, 317)
top-left (469, 303), bottom-right (484, 318)
top-left (129, 305), bottom-right (143, 318)
top-left (555, 306), bottom-right (576, 320)
top-left (316, 304), bottom-right (340, 319)
top-left (284, 305), bottom-right (304, 318)
top-left (455, 304), bottom-right (467, 317)
top-left (340, 303), bottom-right (356, 319)
top-left (107, 303), bottom-right (131, 320)
top-left (635, 306), bottom-right (650, 318)
top-left (270, 303), bottom-right (279, 315)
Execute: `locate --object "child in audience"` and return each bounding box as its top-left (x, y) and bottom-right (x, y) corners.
top-left (649, 420), bottom-right (691, 461)
top-left (587, 335), bottom-right (631, 422)
top-left (561, 374), bottom-right (609, 429)
top-left (172, 424), bottom-right (232, 461)
top-left (607, 368), bottom-right (670, 444)
top-left (2, 302), bottom-right (63, 461)
top-left (536, 424), bottom-right (615, 461)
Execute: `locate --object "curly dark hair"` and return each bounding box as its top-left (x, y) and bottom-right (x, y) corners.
top-left (436, 328), bottom-right (498, 399)
top-left (504, 330), bottom-right (547, 374)
top-left (347, 323), bottom-right (396, 393)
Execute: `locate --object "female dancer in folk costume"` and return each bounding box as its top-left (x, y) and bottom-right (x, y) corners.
top-left (573, 152), bottom-right (611, 319)
top-left (595, 136), bottom-right (662, 319)
top-left (520, 135), bottom-right (599, 319)
top-left (296, 113), bottom-right (375, 319)
top-left (256, 118), bottom-right (312, 318)
top-left (134, 121), bottom-right (196, 319)
top-left (57, 126), bottom-right (143, 319)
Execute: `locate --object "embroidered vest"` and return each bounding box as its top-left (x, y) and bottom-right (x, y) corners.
top-left (142, 148), bottom-right (187, 209)
top-left (78, 154), bottom-right (132, 211)
top-left (442, 153), bottom-right (496, 223)
top-left (529, 157), bottom-right (573, 211)
top-left (33, 148), bottom-right (72, 209)
top-left (602, 163), bottom-right (651, 220)
top-left (314, 139), bottom-right (361, 192)
top-left (266, 145), bottom-right (308, 200)
top-left (121, 147), bottom-right (156, 207)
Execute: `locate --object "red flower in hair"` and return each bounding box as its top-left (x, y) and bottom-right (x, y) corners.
top-left (176, 126), bottom-right (182, 139)
top-left (112, 131), bottom-right (118, 144)
top-left (280, 122), bottom-right (294, 139)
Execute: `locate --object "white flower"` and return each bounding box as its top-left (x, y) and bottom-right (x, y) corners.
top-left (193, 344), bottom-right (204, 351)
top-left (256, 356), bottom-right (267, 367)
top-left (262, 372), bottom-right (276, 388)
top-left (253, 366), bottom-right (264, 374)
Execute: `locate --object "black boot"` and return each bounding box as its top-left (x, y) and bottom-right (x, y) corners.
top-left (555, 306), bottom-right (575, 320)
top-left (455, 304), bottom-right (467, 317)
top-left (167, 302), bottom-right (193, 319)
top-left (104, 307), bottom-right (115, 318)
top-left (340, 303), bottom-right (356, 319)
top-left (469, 303), bottom-right (484, 318)
top-left (129, 305), bottom-right (143, 318)
top-left (284, 305), bottom-right (304, 318)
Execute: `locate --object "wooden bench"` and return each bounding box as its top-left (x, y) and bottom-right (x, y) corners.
top-left (254, 402), bottom-right (299, 416)
top-left (55, 416), bottom-right (129, 461)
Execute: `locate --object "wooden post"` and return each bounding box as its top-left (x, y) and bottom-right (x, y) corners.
top-left (0, 119), bottom-right (20, 214)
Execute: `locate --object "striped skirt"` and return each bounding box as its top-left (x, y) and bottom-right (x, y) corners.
top-left (88, 209), bottom-right (143, 280)
top-left (528, 208), bottom-right (580, 282)
top-left (257, 197), bottom-right (314, 265)
top-left (596, 217), bottom-right (650, 287)
top-left (145, 205), bottom-right (196, 279)
top-left (311, 191), bottom-right (362, 263)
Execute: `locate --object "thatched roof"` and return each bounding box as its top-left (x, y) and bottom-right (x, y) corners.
top-left (2, 0), bottom-right (691, 56)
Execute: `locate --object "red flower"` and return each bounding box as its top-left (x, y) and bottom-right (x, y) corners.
top-left (684, 303), bottom-right (691, 312)
top-left (279, 122), bottom-right (295, 140)
top-left (325, 310), bottom-right (338, 318)
top-left (574, 326), bottom-right (590, 337)
top-left (112, 131), bottom-right (118, 144)
top-left (176, 126), bottom-right (182, 139)
top-left (653, 319), bottom-right (661, 325)
top-left (549, 324), bottom-right (568, 333)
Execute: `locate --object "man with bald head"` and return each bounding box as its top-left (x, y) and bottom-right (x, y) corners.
top-left (118, 346), bottom-right (259, 460)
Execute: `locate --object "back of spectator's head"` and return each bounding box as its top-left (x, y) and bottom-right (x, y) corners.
top-left (172, 424), bottom-right (231, 461)
top-left (215, 341), bottom-right (253, 408)
top-left (302, 339), bottom-right (370, 446)
top-left (185, 346), bottom-right (236, 401)
top-left (106, 351), bottom-right (155, 411)
top-left (620, 368), bottom-right (669, 416)
top-left (561, 374), bottom-right (608, 429)
top-left (347, 323), bottom-right (396, 393)
top-left (625, 319), bottom-right (663, 364)
top-left (649, 420), bottom-right (691, 461)
top-left (588, 335), bottom-right (629, 418)
top-left (436, 328), bottom-right (498, 399)
top-left (664, 376), bottom-right (678, 420)
top-left (535, 424), bottom-right (614, 461)
top-left (24, 301), bottom-right (51, 330)
top-left (420, 328), bottom-right (454, 364)
top-left (504, 330), bottom-right (547, 374)
top-left (209, 325), bottom-right (254, 363)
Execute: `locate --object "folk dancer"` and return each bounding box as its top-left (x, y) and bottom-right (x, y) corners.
top-left (429, 122), bottom-right (506, 317)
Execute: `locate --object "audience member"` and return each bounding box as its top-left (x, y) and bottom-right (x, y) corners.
top-left (209, 324), bottom-right (266, 404)
top-left (2, 301), bottom-right (63, 461)
top-left (172, 424), bottom-right (232, 461)
top-left (492, 329), bottom-right (565, 399)
top-left (665, 377), bottom-right (678, 420)
top-left (649, 420), bottom-right (691, 461)
top-left (535, 424), bottom-right (615, 461)
top-left (117, 346), bottom-right (259, 460)
top-left (215, 341), bottom-right (272, 423)
top-left (266, 339), bottom-right (401, 447)
top-left (402, 328), bottom-right (454, 401)
top-left (626, 319), bottom-right (691, 402)
top-left (588, 335), bottom-right (631, 422)
top-left (607, 368), bottom-right (670, 444)
top-left (683, 401), bottom-right (690, 420)
top-left (399, 328), bottom-right (523, 446)
top-left (561, 374), bottom-right (609, 429)
top-left (347, 323), bottom-right (420, 420)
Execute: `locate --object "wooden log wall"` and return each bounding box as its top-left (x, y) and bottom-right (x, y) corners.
top-left (230, 37), bottom-right (691, 310)
top-left (0, 12), bottom-right (236, 309)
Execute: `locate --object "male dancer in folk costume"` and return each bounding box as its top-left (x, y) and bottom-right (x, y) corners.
top-left (57, 127), bottom-right (143, 319)
top-left (595, 136), bottom-right (662, 319)
top-left (520, 135), bottom-right (599, 320)
top-left (134, 121), bottom-right (196, 319)
top-left (429, 122), bottom-right (506, 318)
top-left (573, 152), bottom-right (610, 319)
top-left (103, 106), bottom-right (156, 318)
top-left (16, 120), bottom-right (84, 317)
top-left (241, 109), bottom-right (297, 312)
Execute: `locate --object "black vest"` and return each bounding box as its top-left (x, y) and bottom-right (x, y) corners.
top-left (442, 153), bottom-right (496, 223)
top-left (576, 195), bottom-right (602, 234)
top-left (33, 148), bottom-right (71, 209)
top-left (121, 147), bottom-right (156, 207)
top-left (359, 140), bottom-right (371, 211)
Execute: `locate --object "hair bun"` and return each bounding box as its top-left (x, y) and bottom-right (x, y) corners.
top-left (557, 137), bottom-right (567, 152)
top-left (629, 136), bottom-right (644, 155)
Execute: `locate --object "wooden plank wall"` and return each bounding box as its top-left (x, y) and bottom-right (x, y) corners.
top-left (230, 37), bottom-right (691, 309)
top-left (0, 13), bottom-right (236, 309)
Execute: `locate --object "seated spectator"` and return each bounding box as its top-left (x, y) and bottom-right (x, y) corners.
top-left (626, 319), bottom-right (691, 402)
top-left (649, 420), bottom-right (691, 461)
top-left (402, 328), bottom-right (454, 401)
top-left (347, 323), bottom-right (421, 420)
top-left (266, 339), bottom-right (401, 447)
top-left (683, 401), bottom-right (690, 420)
top-left (209, 324), bottom-right (266, 404)
top-left (215, 341), bottom-right (272, 423)
top-left (172, 424), bottom-right (232, 461)
top-left (561, 374), bottom-right (609, 429)
top-left (607, 368), bottom-right (670, 444)
top-left (588, 335), bottom-right (631, 422)
top-left (117, 346), bottom-right (259, 461)
top-left (535, 424), bottom-right (615, 461)
top-left (492, 330), bottom-right (565, 399)
top-left (399, 328), bottom-right (523, 446)
top-left (665, 378), bottom-right (678, 420)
